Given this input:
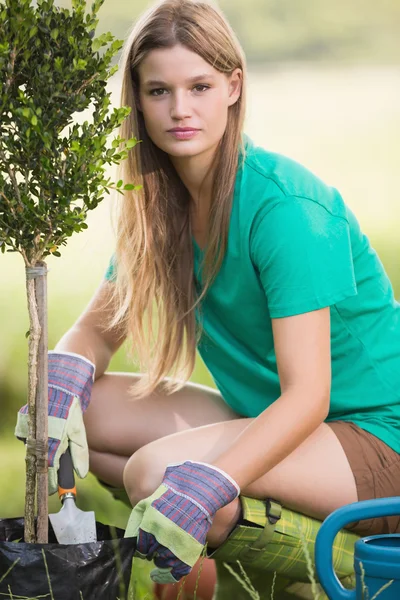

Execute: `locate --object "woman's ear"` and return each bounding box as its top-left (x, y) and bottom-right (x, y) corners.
top-left (228, 68), bottom-right (242, 107)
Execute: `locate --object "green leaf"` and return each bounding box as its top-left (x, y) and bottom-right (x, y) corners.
top-left (116, 179), bottom-right (123, 188)
top-left (123, 183), bottom-right (136, 190)
top-left (125, 138), bottom-right (138, 149)
top-left (109, 64), bottom-right (118, 77)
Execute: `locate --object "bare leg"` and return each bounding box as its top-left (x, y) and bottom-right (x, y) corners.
top-left (83, 372), bottom-right (240, 487)
top-left (122, 419), bottom-right (358, 547)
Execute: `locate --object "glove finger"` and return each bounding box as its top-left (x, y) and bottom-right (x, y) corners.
top-left (68, 400), bottom-right (89, 479)
top-left (48, 466), bottom-right (59, 496)
top-left (48, 437), bottom-right (69, 495)
top-left (152, 546), bottom-right (192, 582)
top-left (14, 412), bottom-right (29, 441)
top-left (171, 561), bottom-right (193, 582)
top-left (69, 437), bottom-right (89, 479)
top-left (51, 437), bottom-right (69, 478)
top-left (136, 529), bottom-right (160, 558)
top-left (151, 556), bottom-right (191, 584)
top-left (48, 437), bottom-right (61, 468)
top-left (150, 567), bottom-right (179, 585)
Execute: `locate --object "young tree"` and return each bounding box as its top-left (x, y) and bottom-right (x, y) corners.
top-left (0, 0), bottom-right (140, 543)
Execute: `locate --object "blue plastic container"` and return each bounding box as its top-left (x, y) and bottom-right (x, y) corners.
top-left (315, 497), bottom-right (400, 600)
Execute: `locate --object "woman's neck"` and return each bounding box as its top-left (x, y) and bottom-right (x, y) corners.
top-left (169, 144), bottom-right (217, 210)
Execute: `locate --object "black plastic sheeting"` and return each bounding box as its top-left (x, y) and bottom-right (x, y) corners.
top-left (0, 517), bottom-right (136, 599)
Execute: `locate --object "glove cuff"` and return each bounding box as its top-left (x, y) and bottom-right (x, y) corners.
top-left (163, 460), bottom-right (240, 516)
top-left (48, 351), bottom-right (95, 412)
top-left (167, 460), bottom-right (240, 496)
top-left (48, 350), bottom-right (96, 380)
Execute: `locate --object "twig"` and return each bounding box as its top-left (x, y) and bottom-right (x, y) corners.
top-left (0, 149), bottom-right (23, 208)
top-left (76, 72), bottom-right (99, 96)
top-left (4, 47), bottom-right (17, 93)
top-left (0, 189), bottom-right (29, 265)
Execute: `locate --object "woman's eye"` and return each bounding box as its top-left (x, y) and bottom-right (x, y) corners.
top-left (149, 85), bottom-right (210, 96)
top-left (149, 88), bottom-right (166, 96)
top-left (193, 84), bottom-right (210, 92)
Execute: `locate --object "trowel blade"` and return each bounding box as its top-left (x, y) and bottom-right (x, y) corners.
top-left (49, 497), bottom-right (97, 545)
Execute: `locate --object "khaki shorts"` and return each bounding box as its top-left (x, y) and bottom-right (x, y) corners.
top-left (328, 420), bottom-right (400, 537)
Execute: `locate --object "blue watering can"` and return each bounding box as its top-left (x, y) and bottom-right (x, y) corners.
top-left (315, 497), bottom-right (400, 600)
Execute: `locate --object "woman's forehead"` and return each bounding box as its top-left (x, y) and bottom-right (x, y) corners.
top-left (138, 45), bottom-right (219, 84)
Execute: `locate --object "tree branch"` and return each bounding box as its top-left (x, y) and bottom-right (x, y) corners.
top-left (75, 72), bottom-right (99, 96)
top-left (4, 47), bottom-right (17, 94)
top-left (24, 272), bottom-right (42, 543)
top-left (0, 190), bottom-right (29, 265)
top-left (0, 149), bottom-right (24, 208)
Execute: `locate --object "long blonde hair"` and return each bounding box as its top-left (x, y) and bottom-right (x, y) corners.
top-left (105, 0), bottom-right (247, 398)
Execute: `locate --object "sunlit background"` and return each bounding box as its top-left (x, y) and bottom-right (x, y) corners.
top-left (1, 0), bottom-right (399, 596)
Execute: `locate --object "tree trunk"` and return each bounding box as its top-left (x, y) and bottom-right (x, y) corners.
top-left (24, 262), bottom-right (48, 543)
top-left (35, 261), bottom-right (48, 543)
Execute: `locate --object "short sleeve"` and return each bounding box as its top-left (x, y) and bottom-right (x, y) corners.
top-left (104, 253), bottom-right (117, 282)
top-left (250, 197), bottom-right (357, 318)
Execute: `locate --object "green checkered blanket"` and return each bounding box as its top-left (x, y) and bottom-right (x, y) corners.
top-left (208, 496), bottom-right (359, 584)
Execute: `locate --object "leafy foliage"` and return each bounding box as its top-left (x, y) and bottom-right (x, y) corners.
top-left (0, 0), bottom-right (140, 264)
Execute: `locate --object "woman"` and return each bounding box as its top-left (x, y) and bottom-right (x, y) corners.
top-left (16, 0), bottom-right (400, 588)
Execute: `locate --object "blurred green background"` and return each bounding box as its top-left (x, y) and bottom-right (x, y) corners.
top-left (1, 0), bottom-right (399, 597)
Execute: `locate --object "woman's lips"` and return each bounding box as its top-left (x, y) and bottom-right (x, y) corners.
top-left (168, 129), bottom-right (200, 140)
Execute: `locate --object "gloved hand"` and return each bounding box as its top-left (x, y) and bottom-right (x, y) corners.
top-left (124, 460), bottom-right (240, 584)
top-left (15, 351), bottom-right (95, 495)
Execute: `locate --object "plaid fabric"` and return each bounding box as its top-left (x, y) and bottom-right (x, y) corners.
top-left (48, 437), bottom-right (61, 468)
top-left (135, 462), bottom-right (239, 583)
top-left (153, 488), bottom-right (211, 541)
top-left (18, 352), bottom-right (94, 469)
top-left (19, 352), bottom-right (94, 416)
top-left (161, 461), bottom-right (239, 519)
top-left (47, 352), bottom-right (94, 413)
top-left (209, 495), bottom-right (360, 584)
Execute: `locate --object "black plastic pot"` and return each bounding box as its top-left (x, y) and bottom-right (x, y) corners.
top-left (0, 517), bottom-right (135, 599)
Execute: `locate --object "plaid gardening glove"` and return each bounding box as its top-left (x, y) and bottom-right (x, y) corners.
top-left (15, 351), bottom-right (95, 495)
top-left (124, 460), bottom-right (240, 584)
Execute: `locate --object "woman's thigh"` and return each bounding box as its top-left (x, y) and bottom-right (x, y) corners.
top-left (83, 372), bottom-right (240, 457)
top-left (125, 419), bottom-right (357, 522)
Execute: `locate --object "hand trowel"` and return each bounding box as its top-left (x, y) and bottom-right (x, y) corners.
top-left (49, 447), bottom-right (97, 544)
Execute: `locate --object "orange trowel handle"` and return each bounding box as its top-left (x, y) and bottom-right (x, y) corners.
top-left (57, 448), bottom-right (76, 499)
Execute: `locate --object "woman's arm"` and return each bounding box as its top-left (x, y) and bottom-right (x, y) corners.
top-left (213, 307), bottom-right (331, 489)
top-left (54, 280), bottom-right (127, 380)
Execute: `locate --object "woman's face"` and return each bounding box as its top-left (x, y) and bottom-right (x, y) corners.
top-left (136, 44), bottom-right (242, 160)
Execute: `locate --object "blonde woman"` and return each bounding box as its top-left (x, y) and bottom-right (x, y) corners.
top-left (16, 0), bottom-right (400, 588)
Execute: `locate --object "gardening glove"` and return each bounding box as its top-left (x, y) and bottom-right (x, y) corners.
top-left (124, 460), bottom-right (240, 584)
top-left (15, 351), bottom-right (95, 495)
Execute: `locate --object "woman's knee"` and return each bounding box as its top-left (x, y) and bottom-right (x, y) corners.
top-left (123, 444), bottom-right (166, 505)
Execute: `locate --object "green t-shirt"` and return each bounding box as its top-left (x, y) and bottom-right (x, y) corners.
top-left (105, 135), bottom-right (400, 453)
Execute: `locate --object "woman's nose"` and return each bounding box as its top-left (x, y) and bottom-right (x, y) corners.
top-left (170, 90), bottom-right (192, 120)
